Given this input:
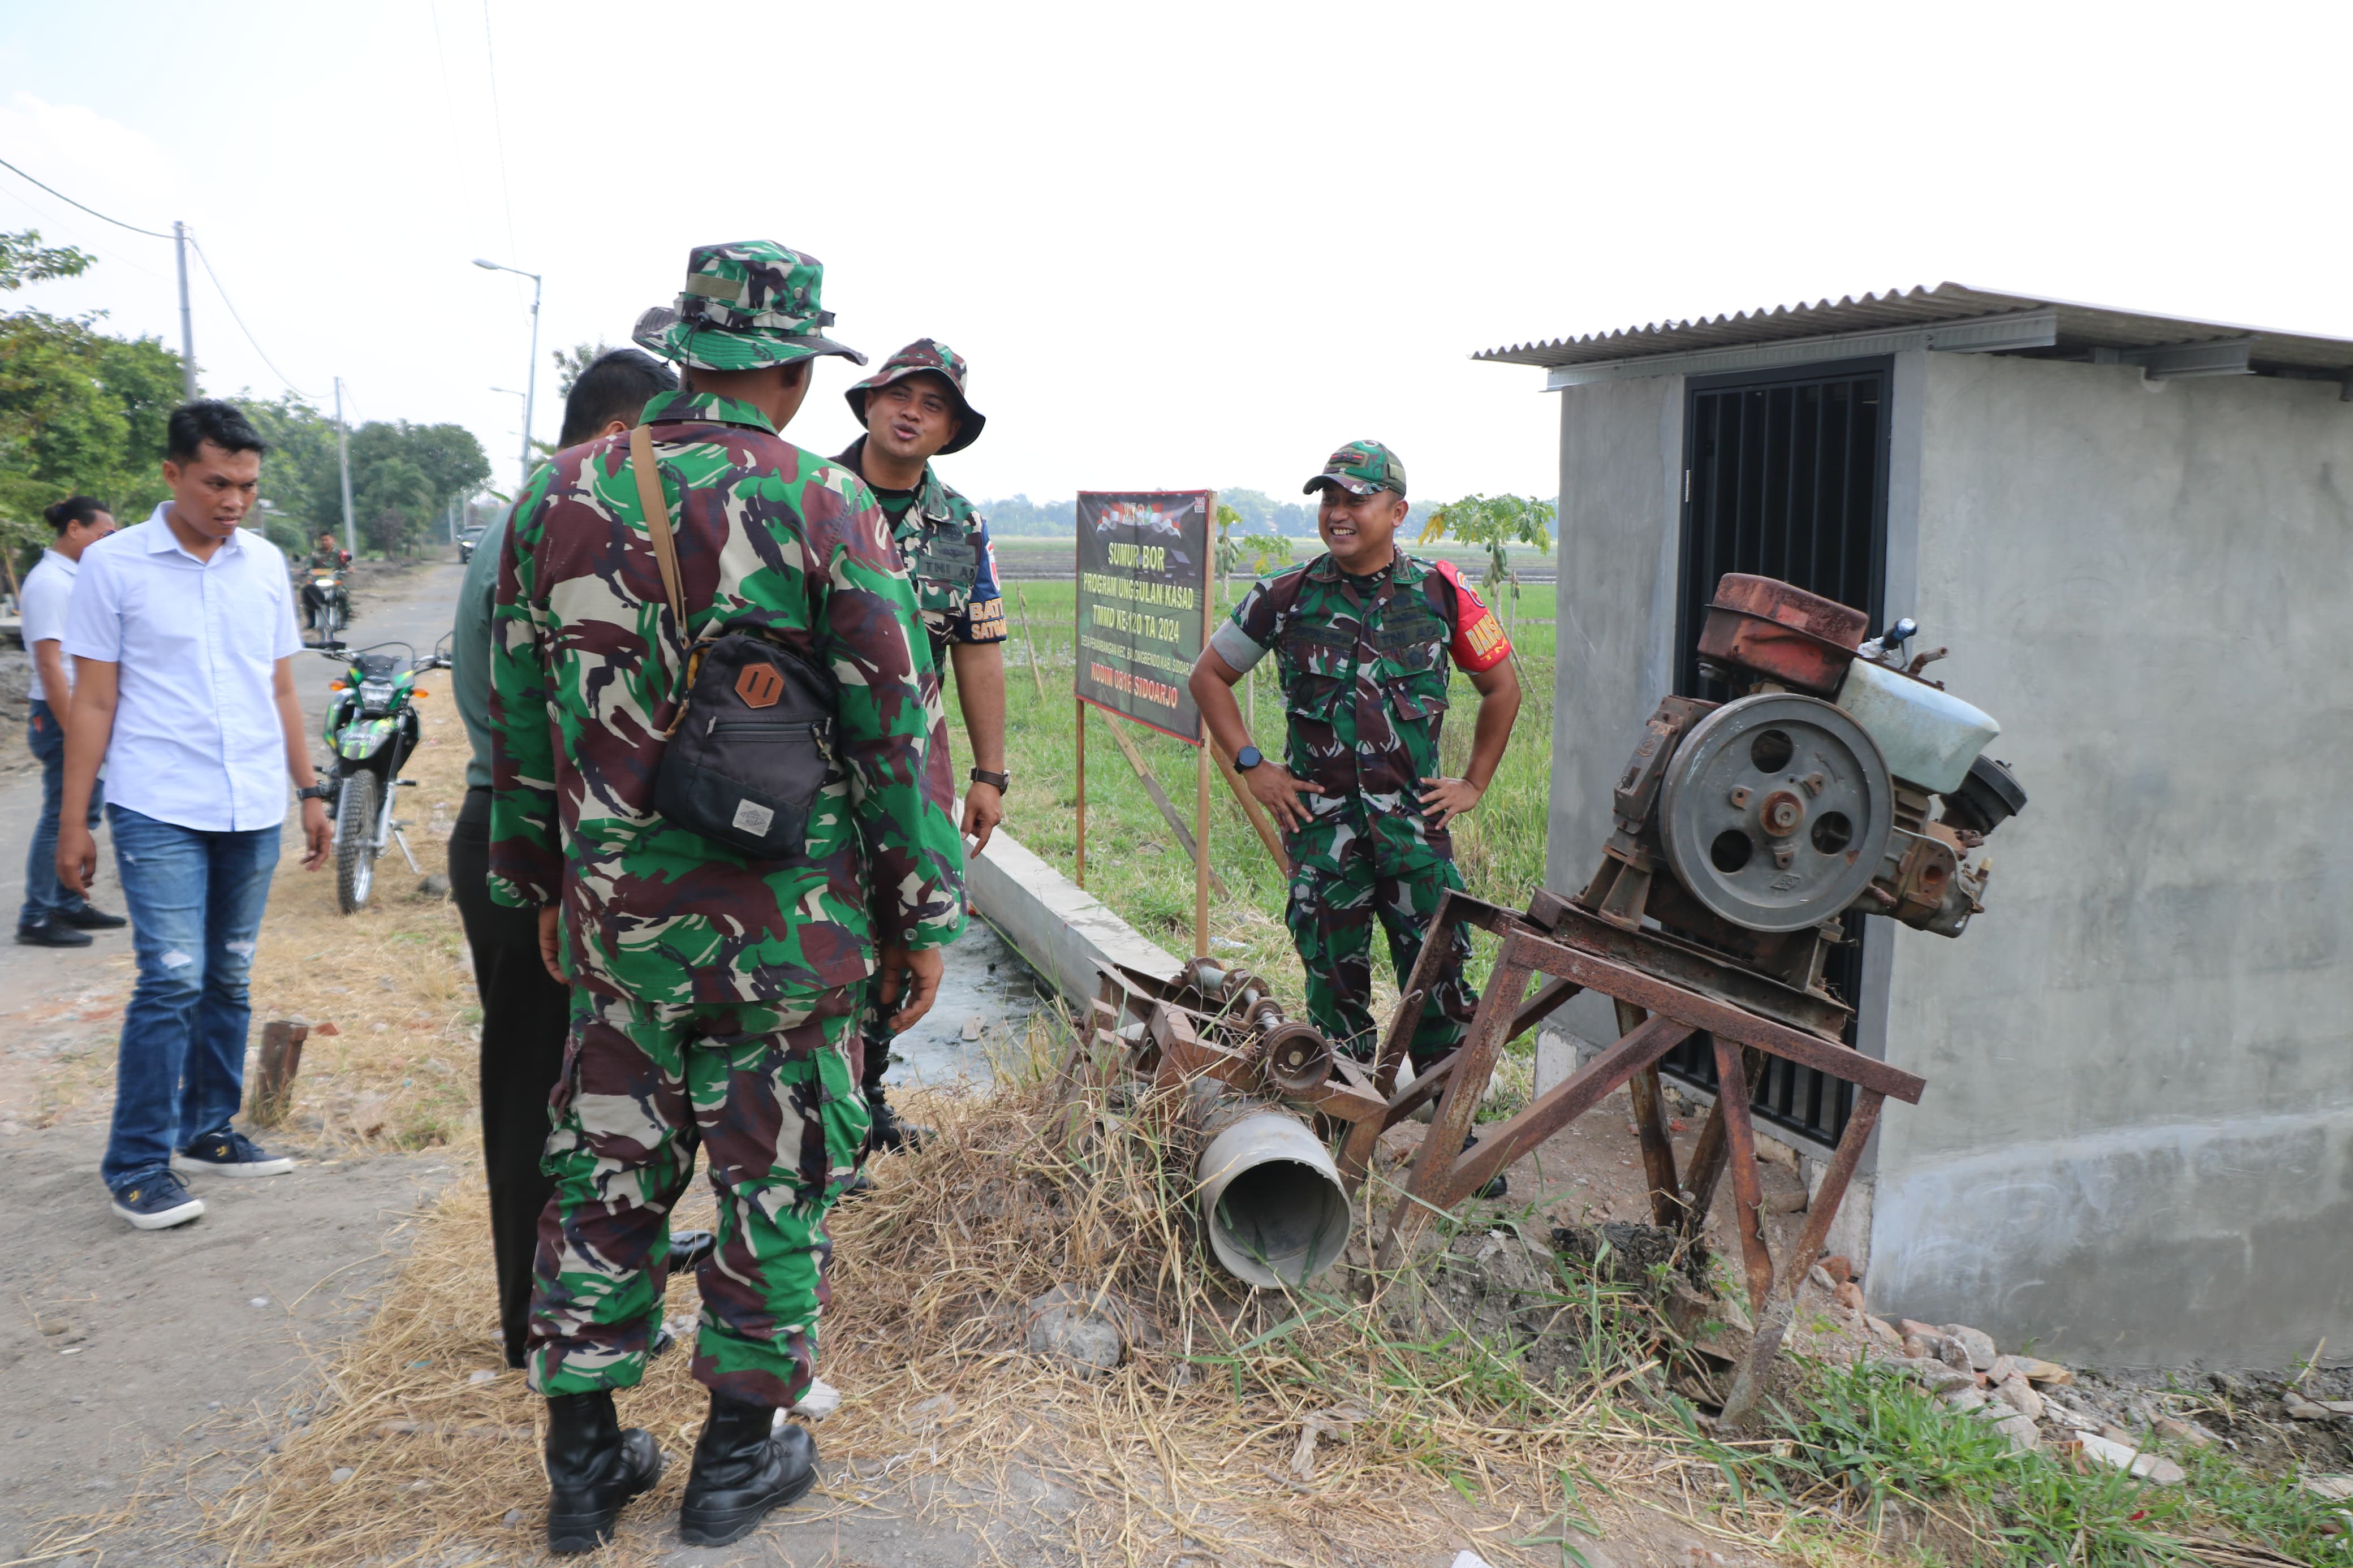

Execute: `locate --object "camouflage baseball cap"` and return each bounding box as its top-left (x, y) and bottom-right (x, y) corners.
top-left (631, 241), bottom-right (867, 373)
top-left (1302, 439), bottom-right (1407, 498)
top-left (844, 339), bottom-right (986, 455)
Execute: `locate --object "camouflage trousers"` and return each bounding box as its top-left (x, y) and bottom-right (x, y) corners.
top-left (1282, 815), bottom-right (1477, 1073)
top-left (525, 985), bottom-right (869, 1409)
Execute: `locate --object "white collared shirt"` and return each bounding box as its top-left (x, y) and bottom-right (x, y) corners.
top-left (20, 547), bottom-right (77, 704)
top-left (63, 508), bottom-right (303, 832)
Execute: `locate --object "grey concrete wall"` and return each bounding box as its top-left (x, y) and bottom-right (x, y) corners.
top-left (1868, 355), bottom-right (2353, 1366)
top-left (1540, 375), bottom-right (1685, 1052)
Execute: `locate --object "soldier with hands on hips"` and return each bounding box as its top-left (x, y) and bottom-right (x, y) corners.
top-left (489, 242), bottom-right (964, 1553)
top-left (833, 339), bottom-right (1007, 1155)
top-left (1188, 440), bottom-right (1521, 1187)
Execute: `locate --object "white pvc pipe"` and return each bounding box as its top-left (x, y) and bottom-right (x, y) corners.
top-left (1196, 1111), bottom-right (1351, 1288)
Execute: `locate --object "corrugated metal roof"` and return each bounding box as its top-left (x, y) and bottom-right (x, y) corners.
top-left (1475, 282), bottom-right (2353, 374)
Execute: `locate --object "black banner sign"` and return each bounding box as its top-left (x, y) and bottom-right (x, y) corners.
top-left (1073, 490), bottom-right (1212, 743)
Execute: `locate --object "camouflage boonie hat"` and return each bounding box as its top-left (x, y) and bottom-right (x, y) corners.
top-left (844, 338), bottom-right (986, 455)
top-left (631, 241), bottom-right (867, 373)
top-left (1303, 439), bottom-right (1407, 498)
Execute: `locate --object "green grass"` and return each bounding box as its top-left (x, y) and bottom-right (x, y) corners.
top-left (1718, 1361), bottom-right (2352, 1566)
top-left (961, 579), bottom-right (1559, 1022)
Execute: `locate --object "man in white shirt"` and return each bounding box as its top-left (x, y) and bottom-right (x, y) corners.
top-left (16, 495), bottom-right (127, 947)
top-left (56, 401), bottom-right (334, 1231)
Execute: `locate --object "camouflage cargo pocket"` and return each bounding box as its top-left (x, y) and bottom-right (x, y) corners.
top-left (1385, 667), bottom-right (1451, 722)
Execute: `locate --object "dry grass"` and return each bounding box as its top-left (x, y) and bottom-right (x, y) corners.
top-left (243, 694), bottom-right (484, 1153)
top-left (16, 678), bottom-right (486, 1153)
top-left (191, 1018), bottom-right (1811, 1568)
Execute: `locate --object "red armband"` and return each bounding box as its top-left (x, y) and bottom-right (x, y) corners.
top-left (1434, 558), bottom-right (1511, 672)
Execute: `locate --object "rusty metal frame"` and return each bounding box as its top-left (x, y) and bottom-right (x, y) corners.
top-left (1347, 889), bottom-right (1924, 1422)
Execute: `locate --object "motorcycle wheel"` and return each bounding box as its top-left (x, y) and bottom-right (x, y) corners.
top-left (334, 772), bottom-right (380, 913)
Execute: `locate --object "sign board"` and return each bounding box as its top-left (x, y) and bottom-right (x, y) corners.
top-left (1073, 490), bottom-right (1213, 743)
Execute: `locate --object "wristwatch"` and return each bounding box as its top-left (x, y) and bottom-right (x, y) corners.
top-left (296, 782), bottom-right (334, 802)
top-left (1232, 745), bottom-right (1264, 771)
top-left (968, 768), bottom-right (1010, 792)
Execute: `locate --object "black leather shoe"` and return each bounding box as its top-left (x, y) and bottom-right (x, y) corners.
top-left (679, 1391), bottom-right (817, 1547)
top-left (865, 1094), bottom-right (931, 1155)
top-left (544, 1390), bottom-right (663, 1556)
top-left (669, 1228), bottom-right (716, 1273)
top-left (57, 904), bottom-right (127, 930)
top-left (15, 918), bottom-right (92, 948)
top-left (838, 1168), bottom-right (875, 1198)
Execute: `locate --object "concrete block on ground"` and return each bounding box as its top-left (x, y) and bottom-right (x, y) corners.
top-left (963, 813), bottom-right (1183, 1007)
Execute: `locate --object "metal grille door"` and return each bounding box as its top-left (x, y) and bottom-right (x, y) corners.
top-left (1665, 359), bottom-right (1891, 1147)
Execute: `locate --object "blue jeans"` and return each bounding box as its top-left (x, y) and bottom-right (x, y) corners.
top-left (19, 699), bottom-right (103, 928)
top-left (100, 805), bottom-right (282, 1193)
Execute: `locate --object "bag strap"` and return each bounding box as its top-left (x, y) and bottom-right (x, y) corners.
top-left (630, 423), bottom-right (704, 739)
top-left (630, 422), bottom-right (687, 628)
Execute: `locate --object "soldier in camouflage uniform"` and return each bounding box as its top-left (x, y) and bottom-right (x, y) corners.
top-left (833, 339), bottom-right (1007, 1156)
top-left (490, 241), bottom-right (964, 1553)
top-left (1188, 440), bottom-right (1521, 1094)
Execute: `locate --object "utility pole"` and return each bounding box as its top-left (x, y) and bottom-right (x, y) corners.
top-left (473, 258), bottom-right (544, 491)
top-left (173, 222), bottom-right (196, 399)
top-left (334, 377), bottom-right (356, 557)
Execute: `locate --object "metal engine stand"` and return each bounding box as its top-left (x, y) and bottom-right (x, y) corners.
top-left (1348, 888), bottom-right (1925, 1426)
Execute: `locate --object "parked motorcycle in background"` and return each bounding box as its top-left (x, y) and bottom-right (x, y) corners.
top-left (303, 562), bottom-right (352, 647)
top-left (321, 636), bottom-right (447, 913)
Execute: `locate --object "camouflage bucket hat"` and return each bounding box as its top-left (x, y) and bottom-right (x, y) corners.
top-left (631, 241), bottom-right (867, 373)
top-left (844, 338), bottom-right (986, 455)
top-left (1303, 439), bottom-right (1407, 498)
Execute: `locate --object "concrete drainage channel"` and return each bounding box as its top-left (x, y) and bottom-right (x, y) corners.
top-left (963, 822), bottom-right (1350, 1289)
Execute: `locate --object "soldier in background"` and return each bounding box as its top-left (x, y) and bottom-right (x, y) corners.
top-left (833, 339), bottom-right (1007, 1156)
top-left (1187, 440), bottom-right (1520, 1193)
top-left (490, 243), bottom-right (964, 1553)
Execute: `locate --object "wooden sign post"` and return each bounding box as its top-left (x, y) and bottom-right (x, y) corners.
top-left (1072, 489), bottom-right (1218, 957)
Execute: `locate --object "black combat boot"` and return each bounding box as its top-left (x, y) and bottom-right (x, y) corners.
top-left (543, 1390), bottom-right (664, 1555)
top-left (668, 1228), bottom-right (717, 1272)
top-left (678, 1390), bottom-right (818, 1547)
top-left (865, 1091), bottom-right (932, 1155)
top-left (1463, 1131), bottom-right (1508, 1201)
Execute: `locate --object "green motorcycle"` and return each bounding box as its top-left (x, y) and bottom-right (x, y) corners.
top-left (320, 637), bottom-right (447, 913)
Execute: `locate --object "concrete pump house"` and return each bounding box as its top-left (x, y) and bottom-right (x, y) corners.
top-left (1489, 283), bottom-right (2353, 1368)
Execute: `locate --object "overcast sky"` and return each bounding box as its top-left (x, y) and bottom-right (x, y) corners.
top-left (4, 1), bottom-right (2348, 509)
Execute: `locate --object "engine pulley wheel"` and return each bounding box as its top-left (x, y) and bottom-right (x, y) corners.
top-left (1657, 693), bottom-right (1893, 933)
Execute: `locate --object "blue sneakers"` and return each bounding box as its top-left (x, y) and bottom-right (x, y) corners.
top-left (172, 1130), bottom-right (295, 1179)
top-left (110, 1170), bottom-right (206, 1230)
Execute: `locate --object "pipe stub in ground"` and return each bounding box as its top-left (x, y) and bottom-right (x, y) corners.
top-left (1195, 1110), bottom-right (1351, 1288)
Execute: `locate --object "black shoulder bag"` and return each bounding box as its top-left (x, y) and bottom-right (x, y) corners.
top-left (631, 423), bottom-right (837, 861)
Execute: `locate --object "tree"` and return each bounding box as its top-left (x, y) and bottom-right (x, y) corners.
top-left (355, 453), bottom-right (434, 555)
top-left (553, 341), bottom-right (607, 399)
top-left (345, 420), bottom-right (492, 555)
top-left (238, 394), bottom-right (345, 539)
top-left (0, 231), bottom-right (184, 570)
top-left (1416, 493), bottom-right (1557, 659)
top-left (0, 232), bottom-right (93, 292)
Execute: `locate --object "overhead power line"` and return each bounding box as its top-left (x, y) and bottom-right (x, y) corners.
top-left (0, 157), bottom-right (313, 401)
top-left (480, 1), bottom-right (523, 273)
top-left (0, 155), bottom-right (173, 240)
top-left (187, 236), bottom-right (312, 400)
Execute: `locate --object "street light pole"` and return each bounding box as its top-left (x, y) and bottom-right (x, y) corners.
top-left (334, 377), bottom-right (356, 558)
top-left (174, 222), bottom-right (196, 399)
top-left (473, 258), bottom-right (544, 493)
